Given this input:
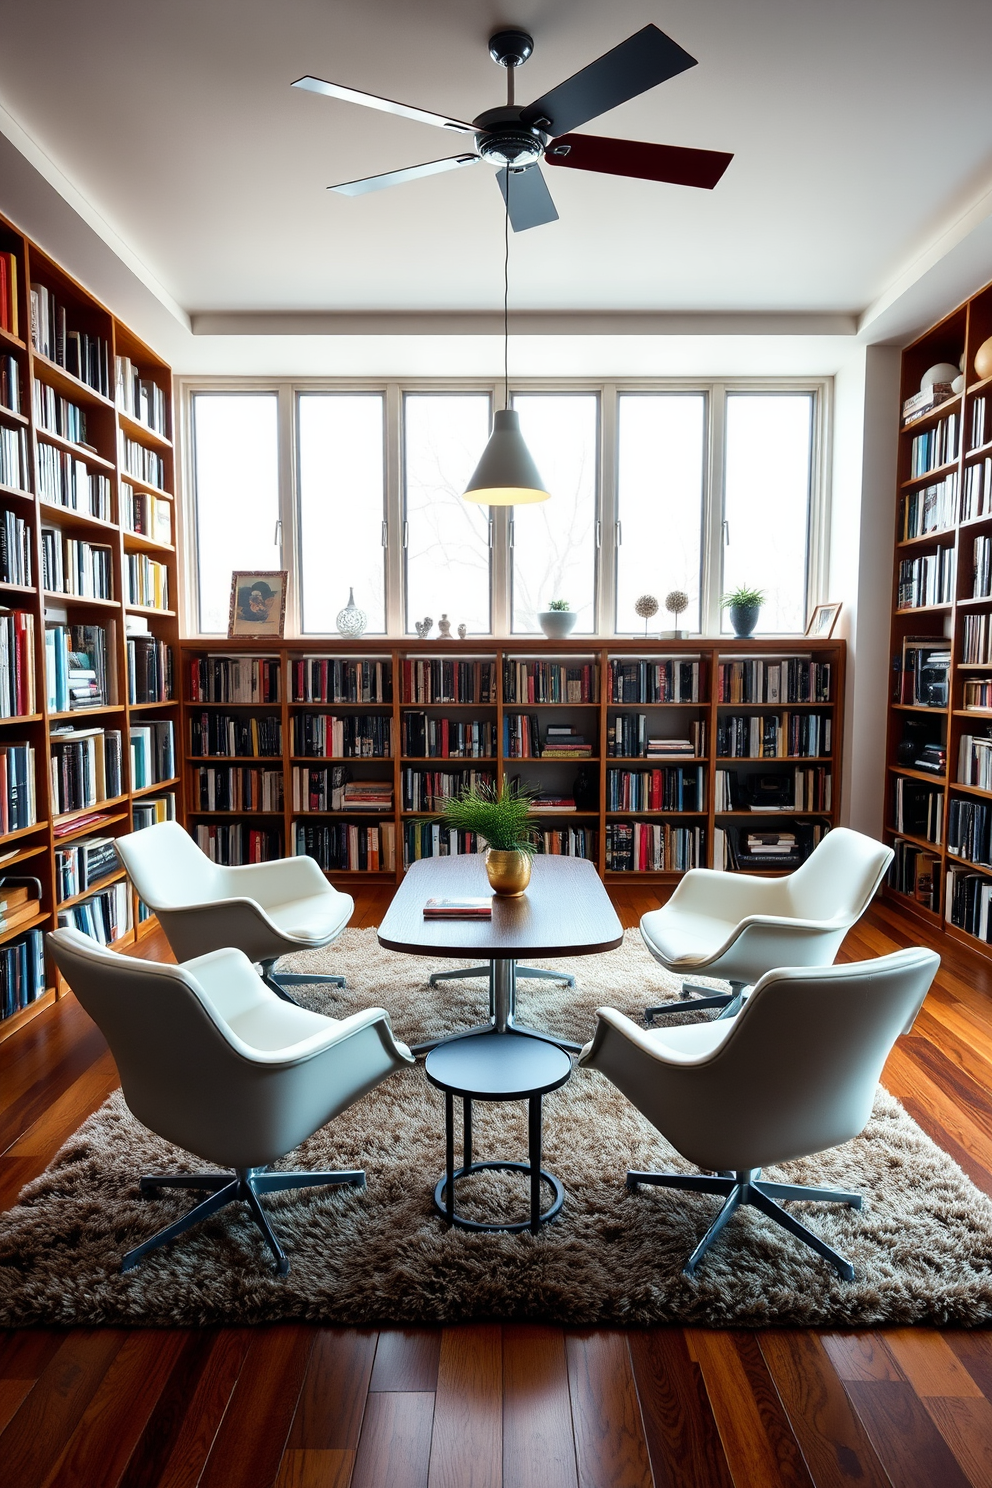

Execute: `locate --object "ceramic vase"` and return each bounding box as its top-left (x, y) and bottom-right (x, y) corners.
top-left (729, 602), bottom-right (760, 638)
top-left (537, 611), bottom-right (578, 640)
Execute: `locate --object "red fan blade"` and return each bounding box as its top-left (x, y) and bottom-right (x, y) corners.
top-left (545, 133), bottom-right (733, 190)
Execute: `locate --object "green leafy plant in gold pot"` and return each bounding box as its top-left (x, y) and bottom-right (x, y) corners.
top-left (438, 779), bottom-right (538, 896)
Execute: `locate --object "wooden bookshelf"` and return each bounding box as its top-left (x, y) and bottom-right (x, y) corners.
top-left (883, 271), bottom-right (992, 960)
top-left (0, 208), bottom-right (181, 1033)
top-left (179, 636), bottom-right (844, 888)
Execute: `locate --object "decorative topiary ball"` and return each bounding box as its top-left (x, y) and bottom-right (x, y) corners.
top-left (665, 589), bottom-right (689, 617)
top-left (634, 594), bottom-right (659, 620)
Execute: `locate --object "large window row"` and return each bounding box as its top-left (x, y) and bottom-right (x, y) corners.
top-left (187, 383), bottom-right (824, 637)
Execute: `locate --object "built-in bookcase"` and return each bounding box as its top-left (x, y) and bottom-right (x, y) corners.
top-left (0, 209), bottom-right (180, 1040)
top-left (180, 637), bottom-right (843, 889)
top-left (883, 272), bottom-right (992, 959)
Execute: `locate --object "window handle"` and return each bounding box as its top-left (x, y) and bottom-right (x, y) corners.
top-left (274, 519), bottom-right (283, 548)
top-left (595, 520), bottom-right (602, 549)
top-left (402, 521), bottom-right (409, 549)
top-left (614, 519), bottom-right (622, 546)
top-left (490, 518), bottom-right (496, 550)
top-left (381, 520), bottom-right (388, 548)
top-left (723, 519), bottom-right (730, 546)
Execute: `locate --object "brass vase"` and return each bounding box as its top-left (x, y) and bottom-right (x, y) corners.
top-left (485, 848), bottom-right (532, 897)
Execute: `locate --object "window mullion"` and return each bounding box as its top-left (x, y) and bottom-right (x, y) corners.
top-left (598, 383), bottom-right (618, 636)
top-left (278, 385), bottom-right (299, 637)
top-left (384, 383), bottom-right (404, 635)
top-left (701, 385), bottom-right (726, 636)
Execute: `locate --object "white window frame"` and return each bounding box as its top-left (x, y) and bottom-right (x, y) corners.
top-left (177, 375), bottom-right (831, 638)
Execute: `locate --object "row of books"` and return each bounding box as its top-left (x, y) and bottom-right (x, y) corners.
top-left (400, 713), bottom-right (495, 759)
top-left (189, 713), bottom-right (282, 758)
top-left (116, 357), bottom-right (167, 435)
top-left (896, 546), bottom-right (954, 609)
top-left (714, 766), bottom-right (832, 813)
top-left (55, 833), bottom-right (120, 901)
top-left (893, 777), bottom-right (943, 844)
top-left (973, 535), bottom-right (992, 598)
top-left (292, 764), bottom-right (347, 812)
top-left (402, 768), bottom-right (493, 813)
top-left (888, 837), bottom-right (941, 911)
top-left (901, 474), bottom-right (957, 539)
top-left (503, 660), bottom-right (597, 704)
top-left (0, 253), bottom-right (19, 338)
top-left (189, 655), bottom-right (280, 704)
top-left (118, 433), bottom-right (165, 490)
top-left (963, 679), bottom-right (992, 710)
top-left (41, 529), bottom-right (112, 600)
top-left (902, 382), bottom-right (954, 425)
top-left (0, 611), bottom-right (35, 717)
top-left (401, 659), bottom-right (492, 705)
top-left (295, 821), bottom-right (395, 872)
top-left (49, 727), bottom-right (123, 813)
top-left (131, 721), bottom-right (175, 788)
top-left (0, 508), bottom-right (31, 588)
top-left (536, 827), bottom-right (596, 858)
top-left (962, 613), bottom-right (992, 665)
top-left (606, 715), bottom-right (705, 759)
top-left (717, 657), bottom-right (832, 705)
top-left (540, 725), bottom-right (592, 758)
top-left (503, 714), bottom-right (541, 759)
top-left (909, 413), bottom-right (959, 477)
top-left (123, 552), bottom-right (169, 609)
top-left (962, 458), bottom-right (992, 522)
top-left (194, 824), bottom-right (281, 864)
top-left (946, 798), bottom-right (992, 866)
top-left (121, 483), bottom-right (172, 544)
top-left (0, 930), bottom-right (45, 1022)
top-left (37, 442), bottom-right (111, 520)
top-left (946, 864), bottom-right (992, 942)
top-left (57, 882), bottom-right (132, 946)
top-left (605, 822), bottom-right (705, 872)
top-left (957, 733), bottom-right (992, 791)
top-left (132, 793), bottom-right (175, 831)
top-left (0, 355), bottom-right (20, 415)
top-left (606, 766), bottom-right (704, 813)
top-left (608, 659), bottom-right (701, 704)
top-left (30, 285), bottom-right (111, 398)
top-left (291, 714), bottom-right (393, 759)
top-left (0, 425), bottom-right (28, 493)
top-left (32, 383), bottom-right (86, 445)
top-left (195, 766), bottom-right (284, 813)
top-left (715, 712), bottom-right (832, 759)
top-left (972, 395), bottom-right (989, 451)
top-left (292, 656), bottom-right (390, 704)
top-left (0, 742), bottom-right (37, 832)
top-left (716, 822), bottom-right (824, 871)
top-left (402, 822), bottom-right (481, 868)
top-left (127, 633), bottom-right (172, 704)
top-left (44, 623), bottom-right (110, 712)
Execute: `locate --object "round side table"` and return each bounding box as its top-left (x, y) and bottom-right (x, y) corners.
top-left (424, 1031), bottom-right (573, 1235)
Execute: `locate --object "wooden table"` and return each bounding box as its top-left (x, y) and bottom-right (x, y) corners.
top-left (377, 855), bottom-right (623, 1053)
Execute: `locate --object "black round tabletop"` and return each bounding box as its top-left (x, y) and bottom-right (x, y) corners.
top-left (425, 1032), bottom-right (573, 1101)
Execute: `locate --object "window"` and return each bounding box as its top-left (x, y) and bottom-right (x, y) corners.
top-left (511, 394), bottom-right (598, 632)
top-left (722, 393), bottom-right (814, 634)
top-left (404, 394), bottom-right (492, 634)
top-left (191, 393), bottom-right (280, 634)
top-left (616, 394), bottom-right (706, 634)
top-left (298, 393), bottom-right (386, 633)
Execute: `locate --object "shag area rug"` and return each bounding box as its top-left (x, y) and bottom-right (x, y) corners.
top-left (1, 929), bottom-right (991, 1328)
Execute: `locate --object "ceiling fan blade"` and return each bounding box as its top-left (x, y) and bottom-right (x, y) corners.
top-left (520, 25), bottom-right (696, 137)
top-left (329, 153), bottom-right (481, 197)
top-left (293, 76), bottom-right (475, 135)
top-left (545, 133), bottom-right (733, 189)
top-left (496, 166), bottom-right (559, 232)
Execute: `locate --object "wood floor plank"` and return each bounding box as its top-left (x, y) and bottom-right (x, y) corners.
top-left (428, 1324), bottom-right (501, 1488)
top-left (881, 1329), bottom-right (984, 1398)
top-left (351, 1392), bottom-right (434, 1488)
top-left (882, 1044), bottom-right (992, 1169)
top-left (924, 1395), bottom-right (992, 1487)
top-left (0, 1376), bottom-right (35, 1435)
top-left (689, 1330), bottom-right (814, 1488)
top-left (286, 1328), bottom-right (377, 1451)
top-left (0, 1019), bottom-right (107, 1156)
top-left (502, 1324), bottom-right (577, 1488)
top-left (369, 1329), bottom-right (441, 1392)
top-left (627, 1328), bottom-right (734, 1488)
top-left (5, 1047), bottom-right (118, 1159)
top-left (900, 1037), bottom-right (992, 1144)
top-left (564, 1332), bottom-right (653, 1488)
top-left (842, 1380), bottom-right (972, 1488)
top-left (757, 1331), bottom-right (891, 1488)
top-left (144, 1329), bottom-right (254, 1488)
top-left (197, 1326), bottom-right (315, 1488)
top-left (820, 1334), bottom-right (903, 1384)
top-left (275, 1449), bottom-right (355, 1488)
top-left (945, 1331), bottom-right (992, 1400)
top-left (0, 1328), bottom-right (127, 1488)
top-left (0, 1326), bottom-right (64, 1379)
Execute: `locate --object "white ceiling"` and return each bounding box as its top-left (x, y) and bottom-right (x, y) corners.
top-left (1, 0), bottom-right (991, 371)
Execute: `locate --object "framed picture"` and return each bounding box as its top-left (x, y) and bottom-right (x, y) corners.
top-left (228, 571), bottom-right (287, 638)
top-left (805, 601), bottom-right (841, 639)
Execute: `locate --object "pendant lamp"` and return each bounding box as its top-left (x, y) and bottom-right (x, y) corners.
top-left (463, 172), bottom-right (550, 505)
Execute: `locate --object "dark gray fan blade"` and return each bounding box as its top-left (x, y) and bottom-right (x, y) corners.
top-left (293, 76), bottom-right (475, 135)
top-left (496, 166), bottom-right (559, 232)
top-left (520, 25), bottom-right (696, 137)
top-left (330, 153), bottom-right (481, 196)
top-left (545, 133), bottom-right (733, 189)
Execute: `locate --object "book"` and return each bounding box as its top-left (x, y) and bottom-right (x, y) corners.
top-left (423, 897), bottom-right (493, 918)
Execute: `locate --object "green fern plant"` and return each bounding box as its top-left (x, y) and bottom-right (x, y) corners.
top-left (437, 779), bottom-right (539, 854)
top-left (548, 598), bottom-right (570, 611)
top-left (721, 585), bottom-right (765, 609)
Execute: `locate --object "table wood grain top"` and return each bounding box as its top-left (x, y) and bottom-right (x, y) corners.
top-left (376, 855), bottom-right (624, 960)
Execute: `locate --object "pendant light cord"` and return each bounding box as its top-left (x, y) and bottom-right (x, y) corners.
top-left (503, 171), bottom-right (510, 411)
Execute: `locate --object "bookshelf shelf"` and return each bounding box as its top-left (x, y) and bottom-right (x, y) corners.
top-left (125, 604), bottom-right (175, 617)
top-left (44, 591), bottom-right (119, 611)
top-left (35, 428), bottom-right (115, 471)
top-left (0, 325), bottom-right (27, 353)
top-left (32, 352), bottom-right (116, 410)
top-left (49, 704), bottom-right (127, 721)
top-left (132, 776), bottom-right (180, 797)
top-left (0, 406), bottom-right (29, 429)
top-left (39, 503), bottom-right (119, 536)
top-left (901, 459), bottom-right (960, 489)
top-left (0, 909), bottom-right (50, 946)
top-left (57, 867), bottom-right (127, 911)
top-left (117, 409), bottom-right (172, 449)
top-left (0, 987), bottom-right (56, 1045)
top-left (52, 809), bottom-right (131, 845)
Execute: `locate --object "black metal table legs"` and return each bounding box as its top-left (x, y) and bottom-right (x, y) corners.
top-left (434, 1086), bottom-right (564, 1234)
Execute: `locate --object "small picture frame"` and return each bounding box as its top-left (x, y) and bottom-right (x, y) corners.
top-left (805, 601), bottom-right (841, 639)
top-left (228, 571), bottom-right (287, 638)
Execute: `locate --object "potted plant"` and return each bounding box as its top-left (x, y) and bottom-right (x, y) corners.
top-left (721, 585), bottom-right (765, 638)
top-left (437, 780), bottom-right (537, 896)
top-left (538, 599), bottom-right (578, 640)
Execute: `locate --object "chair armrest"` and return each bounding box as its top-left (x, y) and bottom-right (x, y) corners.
top-left (156, 896), bottom-right (284, 963)
top-left (219, 854), bottom-right (338, 908)
top-left (227, 1006), bottom-right (416, 1068)
top-left (664, 867), bottom-right (789, 920)
top-left (579, 1007), bottom-right (719, 1069)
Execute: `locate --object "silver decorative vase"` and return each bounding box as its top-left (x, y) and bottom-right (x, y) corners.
top-left (336, 588), bottom-right (367, 638)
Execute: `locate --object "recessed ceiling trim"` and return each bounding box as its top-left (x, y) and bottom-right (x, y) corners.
top-left (190, 310), bottom-right (857, 337)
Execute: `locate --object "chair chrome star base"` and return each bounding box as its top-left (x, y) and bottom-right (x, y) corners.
top-left (124, 1165), bottom-right (366, 1276)
top-left (645, 978), bottom-right (746, 1025)
top-left (626, 1166), bottom-right (860, 1280)
top-left (260, 957), bottom-right (346, 1005)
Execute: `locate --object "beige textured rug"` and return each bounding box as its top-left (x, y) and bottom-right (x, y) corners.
top-left (1, 928), bottom-right (990, 1327)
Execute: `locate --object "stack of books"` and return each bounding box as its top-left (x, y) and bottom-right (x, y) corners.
top-left (531, 793), bottom-right (577, 813)
top-left (0, 878), bottom-right (42, 934)
top-left (50, 727), bottom-right (123, 813)
top-left (423, 897), bottom-right (492, 919)
top-left (342, 779), bottom-right (394, 811)
top-left (55, 837), bottom-right (119, 901)
top-left (607, 715), bottom-right (705, 759)
top-left (541, 726), bottom-right (592, 759)
top-left (646, 736), bottom-right (697, 759)
top-left (902, 382), bottom-right (955, 426)
top-left (45, 624), bottom-right (112, 713)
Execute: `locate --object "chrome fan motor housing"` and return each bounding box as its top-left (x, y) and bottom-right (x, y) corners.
top-left (473, 107), bottom-right (547, 168)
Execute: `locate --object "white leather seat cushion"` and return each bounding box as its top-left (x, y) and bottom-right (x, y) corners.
top-left (641, 906), bottom-right (737, 966)
top-left (226, 998), bottom-right (337, 1052)
top-left (265, 893), bottom-right (352, 944)
top-left (646, 1017), bottom-right (737, 1062)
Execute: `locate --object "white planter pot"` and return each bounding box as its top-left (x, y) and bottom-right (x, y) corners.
top-left (538, 611), bottom-right (578, 639)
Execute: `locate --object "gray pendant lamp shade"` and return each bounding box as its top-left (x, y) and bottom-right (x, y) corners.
top-left (462, 409), bottom-right (550, 505)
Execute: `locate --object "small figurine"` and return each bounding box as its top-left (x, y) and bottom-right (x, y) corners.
top-left (415, 616), bottom-right (434, 639)
top-left (438, 613), bottom-right (452, 638)
top-left (457, 623), bottom-right (467, 640)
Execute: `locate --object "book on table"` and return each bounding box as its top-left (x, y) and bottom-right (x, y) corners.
top-left (423, 897), bottom-right (493, 919)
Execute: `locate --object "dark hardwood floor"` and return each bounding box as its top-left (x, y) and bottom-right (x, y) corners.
top-left (2, 888), bottom-right (992, 1488)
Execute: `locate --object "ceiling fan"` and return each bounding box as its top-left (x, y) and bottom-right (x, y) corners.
top-left (292, 23), bottom-right (733, 231)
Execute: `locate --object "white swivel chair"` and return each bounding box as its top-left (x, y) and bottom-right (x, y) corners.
top-left (115, 820), bottom-right (353, 1005)
top-left (48, 927), bottom-right (414, 1274)
top-left (580, 946), bottom-right (939, 1280)
top-left (641, 827), bottom-right (894, 1023)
